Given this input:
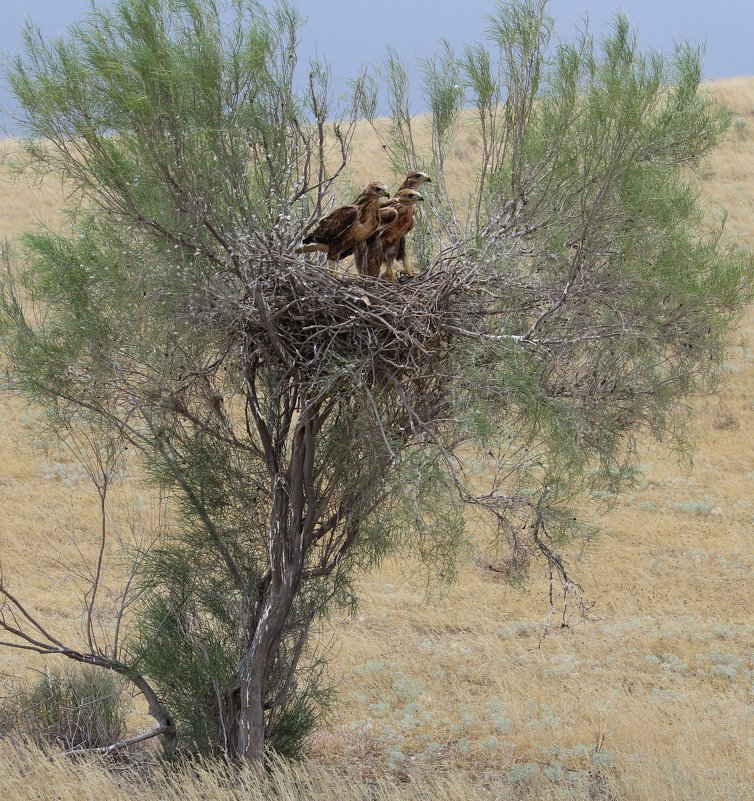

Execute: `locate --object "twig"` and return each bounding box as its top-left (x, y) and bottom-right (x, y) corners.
top-left (60, 725), bottom-right (171, 757)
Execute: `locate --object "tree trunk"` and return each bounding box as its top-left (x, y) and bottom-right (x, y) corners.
top-left (234, 390), bottom-right (317, 764)
top-left (129, 672), bottom-right (177, 758)
top-left (236, 661), bottom-right (266, 764)
top-left (235, 580), bottom-right (298, 764)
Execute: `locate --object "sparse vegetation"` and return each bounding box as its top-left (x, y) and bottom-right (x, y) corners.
top-left (0, 666), bottom-right (127, 752)
top-left (0, 0), bottom-right (753, 797)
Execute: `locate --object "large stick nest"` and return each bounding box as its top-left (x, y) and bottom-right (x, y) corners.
top-left (237, 252), bottom-right (475, 385)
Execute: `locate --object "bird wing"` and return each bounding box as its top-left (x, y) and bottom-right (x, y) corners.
top-left (396, 235), bottom-right (406, 263)
top-left (380, 206), bottom-right (413, 251)
top-left (340, 206), bottom-right (399, 263)
top-left (379, 206), bottom-right (399, 227)
top-left (353, 240), bottom-right (369, 275)
top-left (304, 205), bottom-right (358, 244)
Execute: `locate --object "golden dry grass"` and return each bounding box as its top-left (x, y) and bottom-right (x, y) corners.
top-left (0, 739), bottom-right (667, 801)
top-left (2, 79), bottom-right (754, 799)
top-left (0, 141), bottom-right (69, 237)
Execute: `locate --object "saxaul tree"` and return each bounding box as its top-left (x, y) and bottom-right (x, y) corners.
top-left (0, 0), bottom-right (751, 765)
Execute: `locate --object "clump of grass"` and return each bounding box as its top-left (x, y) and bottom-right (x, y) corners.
top-left (508, 761), bottom-right (541, 787)
top-left (0, 666), bottom-right (128, 752)
top-left (672, 500), bottom-right (713, 516)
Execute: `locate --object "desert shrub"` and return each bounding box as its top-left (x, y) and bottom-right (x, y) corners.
top-left (2, 0), bottom-right (752, 765)
top-left (0, 666), bottom-right (127, 751)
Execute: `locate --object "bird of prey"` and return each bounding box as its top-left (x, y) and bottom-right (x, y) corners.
top-left (384, 172), bottom-right (432, 280)
top-left (396, 171), bottom-right (431, 193)
top-left (353, 205), bottom-right (400, 277)
top-left (296, 182), bottom-right (390, 268)
top-left (367, 189), bottom-right (425, 282)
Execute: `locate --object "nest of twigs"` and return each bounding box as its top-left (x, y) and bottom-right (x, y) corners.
top-left (237, 253), bottom-right (472, 383)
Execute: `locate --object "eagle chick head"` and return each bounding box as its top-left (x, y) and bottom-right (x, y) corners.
top-left (395, 189), bottom-right (424, 204)
top-left (403, 171), bottom-right (432, 187)
top-left (362, 181), bottom-right (391, 199)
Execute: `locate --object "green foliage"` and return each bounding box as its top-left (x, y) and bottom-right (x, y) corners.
top-left (8, 0), bottom-right (311, 239)
top-left (128, 561), bottom-right (237, 756)
top-left (126, 522), bottom-right (328, 759)
top-left (383, 0), bottom-right (753, 577)
top-left (265, 683), bottom-right (321, 761)
top-left (1, 0), bottom-right (752, 764)
top-left (0, 666), bottom-right (127, 751)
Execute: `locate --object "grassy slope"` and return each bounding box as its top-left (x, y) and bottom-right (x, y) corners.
top-left (1, 78), bottom-right (754, 798)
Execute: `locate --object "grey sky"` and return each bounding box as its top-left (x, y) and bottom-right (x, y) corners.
top-left (2, 0), bottom-right (753, 131)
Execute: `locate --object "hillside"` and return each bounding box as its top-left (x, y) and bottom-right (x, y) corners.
top-left (1, 78), bottom-right (754, 798)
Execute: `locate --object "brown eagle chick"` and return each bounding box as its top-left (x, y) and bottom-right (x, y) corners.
top-left (382, 172), bottom-right (431, 278)
top-left (353, 205), bottom-right (400, 277)
top-left (395, 171), bottom-right (432, 192)
top-left (296, 182), bottom-right (390, 265)
top-left (342, 173), bottom-right (431, 268)
top-left (377, 188), bottom-right (424, 282)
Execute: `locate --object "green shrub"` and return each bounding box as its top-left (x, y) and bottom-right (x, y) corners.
top-left (0, 666), bottom-right (127, 751)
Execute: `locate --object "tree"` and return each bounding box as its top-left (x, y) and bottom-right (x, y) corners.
top-left (1, 0), bottom-right (751, 765)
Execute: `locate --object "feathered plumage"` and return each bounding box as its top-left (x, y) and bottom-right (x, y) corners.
top-left (374, 189), bottom-right (425, 281)
top-left (389, 172), bottom-right (431, 278)
top-left (353, 205), bottom-right (399, 277)
top-left (296, 182), bottom-right (390, 262)
top-left (396, 171), bottom-right (431, 193)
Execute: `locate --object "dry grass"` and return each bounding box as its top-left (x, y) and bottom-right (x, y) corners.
top-left (0, 737), bottom-right (749, 801)
top-left (0, 140), bottom-right (69, 237)
top-left (0, 740), bottom-right (642, 801)
top-left (2, 79), bottom-right (754, 798)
